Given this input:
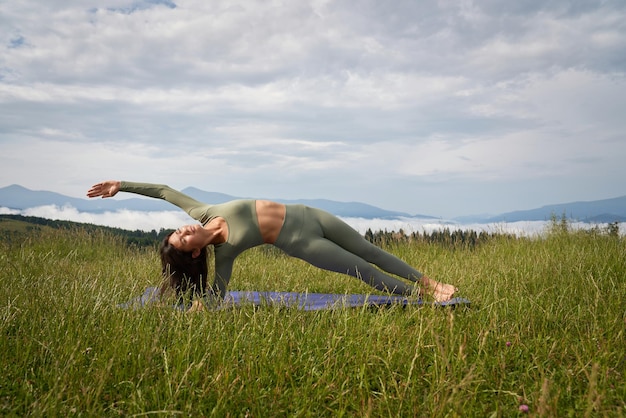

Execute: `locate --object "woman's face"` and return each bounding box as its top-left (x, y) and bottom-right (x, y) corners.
top-left (168, 224), bottom-right (204, 253)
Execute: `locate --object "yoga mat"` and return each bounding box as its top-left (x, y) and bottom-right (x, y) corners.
top-left (121, 287), bottom-right (470, 311)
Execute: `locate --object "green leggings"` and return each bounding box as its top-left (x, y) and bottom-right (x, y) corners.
top-left (274, 205), bottom-right (423, 295)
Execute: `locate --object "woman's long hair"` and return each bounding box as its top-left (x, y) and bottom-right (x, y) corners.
top-left (158, 232), bottom-right (209, 300)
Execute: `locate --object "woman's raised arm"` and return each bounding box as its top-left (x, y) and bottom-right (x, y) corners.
top-left (88, 180), bottom-right (208, 222)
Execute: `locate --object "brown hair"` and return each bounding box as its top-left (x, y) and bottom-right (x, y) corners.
top-left (158, 232), bottom-right (209, 299)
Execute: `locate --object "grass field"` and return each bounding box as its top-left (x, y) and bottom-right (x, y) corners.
top-left (1, 219), bottom-right (624, 416)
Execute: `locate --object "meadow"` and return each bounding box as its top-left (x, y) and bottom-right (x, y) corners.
top-left (1, 219), bottom-right (624, 417)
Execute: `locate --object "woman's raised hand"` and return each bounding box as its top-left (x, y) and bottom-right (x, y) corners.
top-left (87, 180), bottom-right (121, 199)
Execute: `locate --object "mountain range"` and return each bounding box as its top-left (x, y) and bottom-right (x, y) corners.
top-left (1, 184), bottom-right (625, 223)
top-left (0, 184), bottom-right (426, 220)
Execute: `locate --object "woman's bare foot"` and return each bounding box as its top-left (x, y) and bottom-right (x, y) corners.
top-left (419, 276), bottom-right (458, 302)
top-left (187, 299), bottom-right (206, 313)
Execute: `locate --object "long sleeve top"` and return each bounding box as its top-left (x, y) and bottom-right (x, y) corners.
top-left (120, 181), bottom-right (265, 298)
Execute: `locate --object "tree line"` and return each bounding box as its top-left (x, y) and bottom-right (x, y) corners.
top-left (364, 227), bottom-right (516, 249)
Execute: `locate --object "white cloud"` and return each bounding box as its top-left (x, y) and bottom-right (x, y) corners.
top-left (0, 207), bottom-right (20, 215)
top-left (18, 205), bottom-right (192, 231)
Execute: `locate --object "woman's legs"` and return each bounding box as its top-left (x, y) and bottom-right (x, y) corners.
top-left (288, 235), bottom-right (416, 295)
top-left (280, 207), bottom-right (423, 295)
top-left (312, 208), bottom-right (424, 281)
top-left (276, 205), bottom-right (457, 299)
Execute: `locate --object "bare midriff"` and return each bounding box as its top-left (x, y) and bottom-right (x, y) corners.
top-left (255, 200), bottom-right (287, 244)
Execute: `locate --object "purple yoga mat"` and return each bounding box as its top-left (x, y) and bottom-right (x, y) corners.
top-left (121, 287), bottom-right (470, 310)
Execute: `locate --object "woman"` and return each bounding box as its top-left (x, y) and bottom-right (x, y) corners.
top-left (87, 180), bottom-right (457, 306)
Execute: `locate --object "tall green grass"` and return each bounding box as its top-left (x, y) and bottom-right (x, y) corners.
top-left (1, 224), bottom-right (624, 416)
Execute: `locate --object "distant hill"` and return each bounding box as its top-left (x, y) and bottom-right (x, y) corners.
top-left (0, 184), bottom-right (430, 220)
top-left (485, 195), bottom-right (626, 223)
top-left (183, 187), bottom-right (427, 219)
top-left (0, 213), bottom-right (168, 247)
top-left (0, 184), bottom-right (174, 212)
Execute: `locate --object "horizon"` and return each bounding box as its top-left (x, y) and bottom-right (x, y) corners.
top-left (2, 182), bottom-right (626, 220)
top-left (2, 1), bottom-right (626, 218)
top-left (0, 204), bottom-right (605, 237)
top-left (2, 202), bottom-right (625, 238)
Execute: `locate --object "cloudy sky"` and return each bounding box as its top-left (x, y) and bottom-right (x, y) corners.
top-left (1, 0), bottom-right (625, 218)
